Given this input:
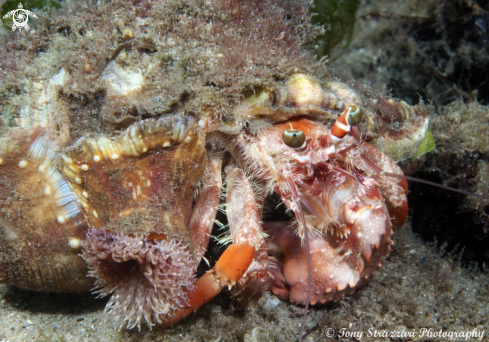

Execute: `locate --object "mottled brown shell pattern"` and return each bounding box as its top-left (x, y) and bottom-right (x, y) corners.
top-left (0, 126), bottom-right (92, 292)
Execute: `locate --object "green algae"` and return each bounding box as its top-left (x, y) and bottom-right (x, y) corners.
top-left (310, 0), bottom-right (358, 60)
top-left (413, 128), bottom-right (436, 160)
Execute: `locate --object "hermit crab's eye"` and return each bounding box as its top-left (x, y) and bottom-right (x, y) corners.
top-left (282, 129), bottom-right (306, 148)
top-left (346, 105), bottom-right (363, 126)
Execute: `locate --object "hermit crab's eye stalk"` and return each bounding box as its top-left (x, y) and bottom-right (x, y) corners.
top-left (329, 105), bottom-right (364, 141)
top-left (282, 129), bottom-right (306, 148)
top-left (346, 105), bottom-right (362, 126)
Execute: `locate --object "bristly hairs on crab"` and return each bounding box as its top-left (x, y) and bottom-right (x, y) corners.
top-left (215, 166), bottom-right (269, 247)
top-left (292, 105), bottom-right (489, 342)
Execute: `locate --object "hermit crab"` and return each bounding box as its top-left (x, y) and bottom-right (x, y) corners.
top-left (0, 70), bottom-right (414, 330)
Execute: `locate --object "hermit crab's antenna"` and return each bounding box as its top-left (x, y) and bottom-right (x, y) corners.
top-left (354, 116), bottom-right (489, 233)
top-left (282, 174), bottom-right (312, 342)
top-left (296, 200), bottom-right (311, 342)
top-left (335, 105), bottom-right (489, 201)
top-left (359, 154), bottom-right (489, 200)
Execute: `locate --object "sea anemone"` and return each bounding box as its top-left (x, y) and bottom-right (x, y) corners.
top-left (82, 228), bottom-right (196, 330)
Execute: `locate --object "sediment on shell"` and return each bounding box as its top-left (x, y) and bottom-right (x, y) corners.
top-left (0, 0), bottom-right (324, 141)
top-left (222, 74), bottom-right (342, 135)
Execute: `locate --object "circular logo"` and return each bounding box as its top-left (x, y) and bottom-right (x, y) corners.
top-left (2, 3), bottom-right (38, 32)
top-left (12, 9), bottom-right (28, 28)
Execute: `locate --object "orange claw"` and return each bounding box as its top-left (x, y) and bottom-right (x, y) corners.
top-left (161, 242), bottom-right (255, 328)
top-left (214, 243), bottom-right (255, 287)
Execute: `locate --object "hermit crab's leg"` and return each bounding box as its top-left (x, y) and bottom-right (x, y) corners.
top-left (224, 163), bottom-right (270, 299)
top-left (158, 152), bottom-right (224, 328)
top-left (187, 151), bottom-right (223, 263)
top-left (265, 205), bottom-right (394, 305)
top-left (162, 163), bottom-right (262, 327)
top-left (161, 241), bottom-right (255, 328)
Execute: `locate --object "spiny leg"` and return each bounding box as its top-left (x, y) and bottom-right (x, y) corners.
top-left (224, 163), bottom-right (270, 300)
top-left (161, 162), bottom-right (267, 327)
top-left (187, 151), bottom-right (223, 263)
top-left (161, 242), bottom-right (255, 328)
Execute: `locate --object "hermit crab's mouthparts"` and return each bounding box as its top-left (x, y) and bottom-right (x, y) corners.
top-left (297, 193), bottom-right (324, 223)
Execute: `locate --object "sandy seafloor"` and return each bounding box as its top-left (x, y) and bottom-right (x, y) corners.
top-left (1, 224), bottom-right (488, 342)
